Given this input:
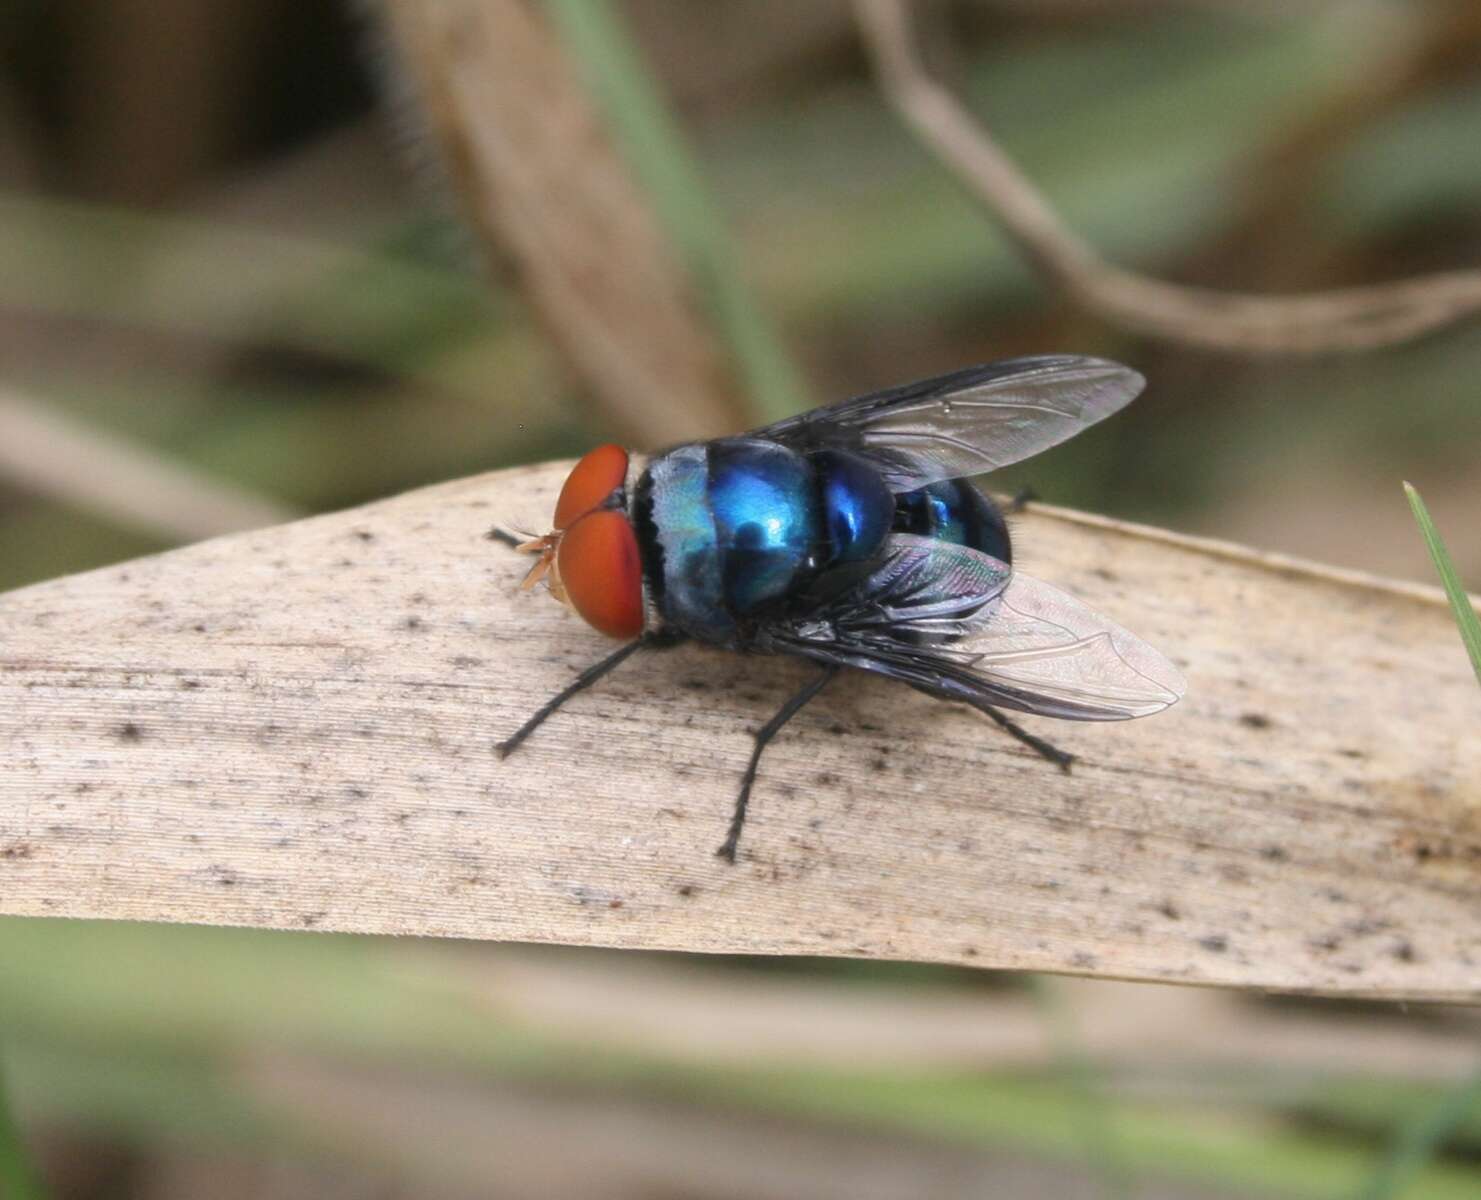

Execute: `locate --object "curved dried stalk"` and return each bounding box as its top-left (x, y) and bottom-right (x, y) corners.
top-left (854, 0), bottom-right (1481, 353)
top-left (0, 386), bottom-right (296, 541)
top-left (383, 0), bottom-right (748, 444)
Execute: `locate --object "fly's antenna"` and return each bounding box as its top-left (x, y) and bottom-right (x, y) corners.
top-left (486, 523), bottom-right (540, 550)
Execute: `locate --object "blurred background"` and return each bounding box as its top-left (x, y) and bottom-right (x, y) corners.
top-left (1, 1), bottom-right (1479, 1197)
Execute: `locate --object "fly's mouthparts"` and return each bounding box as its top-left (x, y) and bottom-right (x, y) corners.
top-left (517, 532), bottom-right (559, 591)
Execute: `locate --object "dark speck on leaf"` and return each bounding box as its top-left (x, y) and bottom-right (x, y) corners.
top-left (118, 721), bottom-right (145, 743)
top-left (354, 530), bottom-right (375, 542)
top-left (1157, 900), bottom-right (1181, 921)
top-left (1239, 712), bottom-right (1272, 730)
top-left (1260, 845), bottom-right (1289, 862)
top-left (1393, 940), bottom-right (1418, 963)
top-left (677, 884), bottom-right (697, 898)
top-left (1199, 934), bottom-right (1229, 953)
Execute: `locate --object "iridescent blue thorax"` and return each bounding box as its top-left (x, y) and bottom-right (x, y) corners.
top-left (709, 439), bottom-right (819, 615)
top-left (634, 441), bottom-right (1008, 645)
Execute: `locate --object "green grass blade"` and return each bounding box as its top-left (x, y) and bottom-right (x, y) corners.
top-left (1357, 1069), bottom-right (1481, 1200)
top-left (0, 1053), bottom-right (47, 1200)
top-left (1404, 482), bottom-right (1481, 687)
top-left (543, 0), bottom-right (810, 422)
top-left (1029, 975), bottom-right (1134, 1200)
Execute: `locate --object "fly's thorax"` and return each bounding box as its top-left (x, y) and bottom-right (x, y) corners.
top-left (633, 443), bottom-right (737, 644)
top-left (637, 439), bottom-right (831, 643)
top-left (708, 438), bottom-right (822, 616)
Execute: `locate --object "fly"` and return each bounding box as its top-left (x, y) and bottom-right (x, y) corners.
top-left (494, 356), bottom-right (1186, 862)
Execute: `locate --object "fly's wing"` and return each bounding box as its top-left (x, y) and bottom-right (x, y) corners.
top-left (762, 535), bottom-right (1185, 721)
top-left (750, 356), bottom-right (1144, 491)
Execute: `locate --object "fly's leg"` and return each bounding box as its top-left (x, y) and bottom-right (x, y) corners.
top-left (717, 666), bottom-right (839, 864)
top-left (497, 637), bottom-right (656, 758)
top-left (981, 706), bottom-right (1074, 773)
top-left (485, 527), bottom-right (524, 549)
top-left (1004, 486), bottom-right (1038, 515)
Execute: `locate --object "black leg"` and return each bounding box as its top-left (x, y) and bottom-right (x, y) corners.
top-left (1005, 486), bottom-right (1038, 515)
top-left (717, 666), bottom-right (838, 864)
top-left (981, 706), bottom-right (1074, 772)
top-left (485, 527), bottom-right (524, 548)
top-left (496, 638), bottom-right (648, 758)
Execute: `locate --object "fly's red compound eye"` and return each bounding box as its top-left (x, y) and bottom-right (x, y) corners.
top-left (556, 510), bottom-right (644, 639)
top-left (554, 444), bottom-right (628, 530)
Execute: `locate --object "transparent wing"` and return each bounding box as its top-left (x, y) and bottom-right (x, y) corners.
top-left (944, 568), bottom-right (1186, 720)
top-left (765, 536), bottom-right (1184, 722)
top-left (750, 356), bottom-right (1144, 491)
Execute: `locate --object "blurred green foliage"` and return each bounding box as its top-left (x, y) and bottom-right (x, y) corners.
top-left (0, 1052), bottom-right (47, 1200)
top-left (3, 918), bottom-right (1481, 1199)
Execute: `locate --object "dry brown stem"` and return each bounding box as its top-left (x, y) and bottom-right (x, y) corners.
top-left (383, 0), bottom-right (747, 444)
top-left (0, 386), bottom-right (297, 541)
top-left (853, 0), bottom-right (1481, 353)
top-left (2, 461), bottom-right (1477, 1000)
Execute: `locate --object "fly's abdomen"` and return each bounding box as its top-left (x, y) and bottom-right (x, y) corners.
top-left (812, 449), bottom-right (894, 566)
top-left (893, 479), bottom-right (1011, 564)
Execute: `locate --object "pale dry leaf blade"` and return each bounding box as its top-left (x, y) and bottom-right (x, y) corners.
top-left (0, 460), bottom-right (1478, 1001)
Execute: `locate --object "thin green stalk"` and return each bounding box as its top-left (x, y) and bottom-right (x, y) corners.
top-left (0, 1054), bottom-right (47, 1200)
top-left (1404, 482), bottom-right (1481, 688)
top-left (1028, 975), bottom-right (1134, 1200)
top-left (1357, 1069), bottom-right (1481, 1200)
top-left (543, 0), bottom-right (810, 423)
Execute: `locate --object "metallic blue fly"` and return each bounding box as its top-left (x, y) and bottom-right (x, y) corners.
top-left (499, 356), bottom-right (1186, 861)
